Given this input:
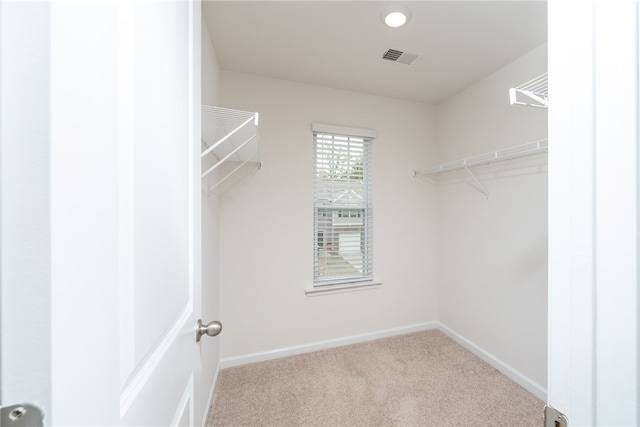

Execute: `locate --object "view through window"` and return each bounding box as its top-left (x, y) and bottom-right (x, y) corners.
top-left (313, 131), bottom-right (373, 285)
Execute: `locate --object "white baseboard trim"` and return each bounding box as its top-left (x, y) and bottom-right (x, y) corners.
top-left (200, 361), bottom-right (221, 427)
top-left (437, 322), bottom-right (547, 401)
top-left (219, 321), bottom-right (437, 369)
top-left (217, 321), bottom-right (547, 402)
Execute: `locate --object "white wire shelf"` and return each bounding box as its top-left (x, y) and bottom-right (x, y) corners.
top-left (414, 139), bottom-right (548, 198)
top-left (416, 140), bottom-right (548, 175)
top-left (201, 105), bottom-right (260, 193)
top-left (509, 72), bottom-right (548, 109)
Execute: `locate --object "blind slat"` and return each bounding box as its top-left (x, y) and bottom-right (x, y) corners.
top-left (313, 131), bottom-right (373, 284)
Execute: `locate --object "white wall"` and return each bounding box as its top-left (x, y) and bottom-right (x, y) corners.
top-left (436, 45), bottom-right (548, 390)
top-left (200, 15), bottom-right (222, 424)
top-left (217, 72), bottom-right (439, 358)
top-left (201, 16), bottom-right (220, 108)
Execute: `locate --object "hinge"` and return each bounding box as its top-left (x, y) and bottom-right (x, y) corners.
top-left (544, 405), bottom-right (568, 427)
top-left (1, 403), bottom-right (44, 427)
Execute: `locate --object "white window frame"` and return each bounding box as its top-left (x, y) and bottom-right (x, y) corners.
top-left (311, 123), bottom-right (377, 291)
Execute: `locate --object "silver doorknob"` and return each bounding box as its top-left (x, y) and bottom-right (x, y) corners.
top-left (196, 319), bottom-right (222, 342)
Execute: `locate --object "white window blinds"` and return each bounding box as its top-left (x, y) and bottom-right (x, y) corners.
top-left (313, 129), bottom-right (373, 285)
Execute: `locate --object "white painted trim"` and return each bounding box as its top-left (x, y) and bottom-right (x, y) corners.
top-left (305, 280), bottom-right (382, 296)
top-left (117, 0), bottom-right (136, 390)
top-left (220, 322), bottom-right (437, 369)
top-left (437, 323), bottom-right (547, 401)
top-left (311, 122), bottom-right (378, 138)
top-left (170, 372), bottom-right (194, 427)
top-left (120, 304), bottom-right (193, 417)
top-left (200, 362), bottom-right (221, 427)
top-left (218, 322), bottom-right (546, 402)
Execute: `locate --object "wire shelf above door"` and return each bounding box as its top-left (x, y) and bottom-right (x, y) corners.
top-left (509, 72), bottom-right (548, 109)
top-left (201, 105), bottom-right (260, 193)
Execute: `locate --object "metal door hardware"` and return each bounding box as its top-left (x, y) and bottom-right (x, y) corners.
top-left (544, 405), bottom-right (568, 427)
top-left (196, 319), bottom-right (222, 342)
top-left (1, 403), bottom-right (44, 427)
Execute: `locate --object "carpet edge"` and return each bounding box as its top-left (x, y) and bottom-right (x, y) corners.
top-left (438, 322), bottom-right (547, 401)
top-left (219, 321), bottom-right (437, 369)
top-left (201, 363), bottom-right (222, 427)
top-left (218, 320), bottom-right (548, 403)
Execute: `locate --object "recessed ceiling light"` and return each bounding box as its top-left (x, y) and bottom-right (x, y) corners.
top-left (382, 5), bottom-right (412, 28)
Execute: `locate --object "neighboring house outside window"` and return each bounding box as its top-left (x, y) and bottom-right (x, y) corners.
top-left (312, 123), bottom-right (376, 287)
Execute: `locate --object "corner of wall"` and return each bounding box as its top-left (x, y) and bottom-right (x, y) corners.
top-left (201, 11), bottom-right (221, 106)
top-left (433, 44), bottom-right (548, 389)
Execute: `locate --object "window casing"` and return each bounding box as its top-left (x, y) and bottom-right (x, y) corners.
top-left (313, 129), bottom-right (373, 286)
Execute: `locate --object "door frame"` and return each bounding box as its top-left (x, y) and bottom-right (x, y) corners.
top-left (548, 0), bottom-right (639, 425)
top-left (0, 0), bottom-right (53, 417)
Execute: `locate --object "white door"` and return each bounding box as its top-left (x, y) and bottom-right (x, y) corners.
top-left (548, 0), bottom-right (639, 425)
top-left (1, 1), bottom-right (209, 426)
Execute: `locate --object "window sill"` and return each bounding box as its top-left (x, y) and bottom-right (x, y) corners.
top-left (305, 280), bottom-right (382, 297)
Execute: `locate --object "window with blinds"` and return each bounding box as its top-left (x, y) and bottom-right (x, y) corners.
top-left (313, 129), bottom-right (373, 286)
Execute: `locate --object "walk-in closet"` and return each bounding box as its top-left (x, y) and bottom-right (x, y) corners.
top-left (201, 1), bottom-right (549, 423)
top-left (3, 1), bottom-right (637, 426)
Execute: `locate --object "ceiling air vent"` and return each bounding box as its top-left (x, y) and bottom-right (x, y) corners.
top-left (381, 48), bottom-right (420, 65)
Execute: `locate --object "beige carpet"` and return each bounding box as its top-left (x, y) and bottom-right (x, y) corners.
top-left (208, 330), bottom-right (544, 427)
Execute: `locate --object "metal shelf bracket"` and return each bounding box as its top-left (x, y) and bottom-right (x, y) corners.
top-left (509, 72), bottom-right (548, 109)
top-left (201, 105), bottom-right (260, 194)
top-left (463, 165), bottom-right (489, 198)
top-left (413, 139), bottom-right (548, 198)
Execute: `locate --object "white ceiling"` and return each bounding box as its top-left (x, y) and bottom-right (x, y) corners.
top-left (203, 1), bottom-right (547, 104)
